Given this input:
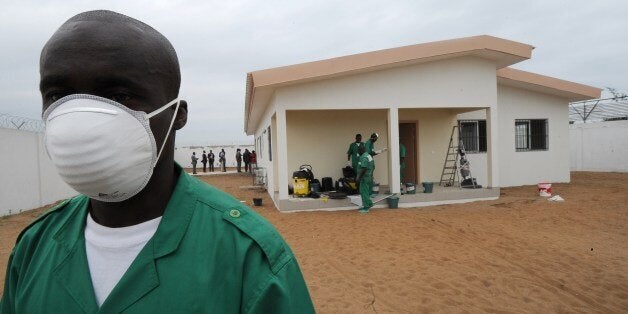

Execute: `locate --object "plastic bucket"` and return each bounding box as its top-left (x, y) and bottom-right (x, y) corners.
top-left (422, 182), bottom-right (434, 193)
top-left (405, 183), bottom-right (416, 194)
top-left (387, 195), bottom-right (399, 209)
top-left (537, 183), bottom-right (552, 197)
top-left (253, 198), bottom-right (263, 206)
top-left (371, 183), bottom-right (380, 195)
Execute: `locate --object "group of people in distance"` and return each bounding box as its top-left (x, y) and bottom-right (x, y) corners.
top-left (191, 148), bottom-right (257, 174)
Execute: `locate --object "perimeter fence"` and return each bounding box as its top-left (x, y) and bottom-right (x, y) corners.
top-left (0, 113), bottom-right (44, 133)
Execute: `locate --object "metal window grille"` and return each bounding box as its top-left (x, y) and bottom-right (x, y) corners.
top-left (515, 119), bottom-right (548, 151)
top-left (458, 120), bottom-right (486, 153)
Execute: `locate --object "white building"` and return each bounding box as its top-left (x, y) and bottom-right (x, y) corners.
top-left (244, 35), bottom-right (600, 211)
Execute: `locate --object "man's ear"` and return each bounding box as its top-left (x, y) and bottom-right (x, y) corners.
top-left (174, 100), bottom-right (188, 130)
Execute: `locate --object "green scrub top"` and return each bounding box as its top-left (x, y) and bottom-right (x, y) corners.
top-left (358, 152), bottom-right (374, 181)
top-left (346, 141), bottom-right (362, 168)
top-left (1, 164), bottom-right (314, 314)
top-left (399, 143), bottom-right (406, 159)
top-left (364, 139), bottom-right (375, 155)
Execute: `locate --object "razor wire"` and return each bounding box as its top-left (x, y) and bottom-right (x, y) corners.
top-left (0, 113), bottom-right (44, 133)
top-left (569, 96), bottom-right (628, 123)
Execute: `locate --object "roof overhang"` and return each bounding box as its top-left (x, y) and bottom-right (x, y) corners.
top-left (497, 68), bottom-right (601, 102)
top-left (244, 35), bottom-right (535, 134)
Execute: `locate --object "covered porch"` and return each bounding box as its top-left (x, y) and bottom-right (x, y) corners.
top-left (275, 185), bottom-right (500, 212)
top-left (268, 106), bottom-right (500, 212)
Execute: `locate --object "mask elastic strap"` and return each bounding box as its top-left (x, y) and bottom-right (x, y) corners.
top-left (147, 98), bottom-right (180, 119)
top-left (151, 98), bottom-right (181, 167)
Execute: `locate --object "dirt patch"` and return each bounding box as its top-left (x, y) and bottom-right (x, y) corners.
top-left (1, 172), bottom-right (627, 312)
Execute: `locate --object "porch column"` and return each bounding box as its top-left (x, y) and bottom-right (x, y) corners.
top-left (276, 108), bottom-right (290, 199)
top-left (388, 107), bottom-right (401, 194)
top-left (486, 107), bottom-right (500, 188)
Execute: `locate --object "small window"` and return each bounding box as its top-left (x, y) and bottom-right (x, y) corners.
top-left (515, 119), bottom-right (548, 151)
top-left (458, 120), bottom-right (487, 153)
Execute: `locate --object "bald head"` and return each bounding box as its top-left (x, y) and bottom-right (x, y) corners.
top-left (40, 10), bottom-right (181, 101)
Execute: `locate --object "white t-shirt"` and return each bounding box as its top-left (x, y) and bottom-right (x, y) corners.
top-left (84, 213), bottom-right (161, 307)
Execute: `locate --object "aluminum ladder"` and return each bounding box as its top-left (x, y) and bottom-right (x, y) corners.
top-left (439, 126), bottom-right (460, 187)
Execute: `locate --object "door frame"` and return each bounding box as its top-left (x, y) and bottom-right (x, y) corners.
top-left (399, 120), bottom-right (419, 184)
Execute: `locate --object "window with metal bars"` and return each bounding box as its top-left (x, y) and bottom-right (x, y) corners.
top-left (515, 119), bottom-right (548, 151)
top-left (458, 120), bottom-right (487, 153)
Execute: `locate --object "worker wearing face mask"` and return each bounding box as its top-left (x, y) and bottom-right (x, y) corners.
top-left (1, 10), bottom-right (313, 314)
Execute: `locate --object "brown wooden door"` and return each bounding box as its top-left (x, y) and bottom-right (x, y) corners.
top-left (399, 122), bottom-right (417, 184)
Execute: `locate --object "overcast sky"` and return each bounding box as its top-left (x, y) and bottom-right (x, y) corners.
top-left (1, 0), bottom-right (626, 146)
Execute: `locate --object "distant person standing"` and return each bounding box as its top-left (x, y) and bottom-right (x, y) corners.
top-left (243, 149), bottom-right (251, 172)
top-left (201, 150), bottom-right (207, 172)
top-left (346, 133), bottom-right (362, 171)
top-left (250, 150), bottom-right (257, 174)
top-left (219, 149), bottom-right (226, 172)
top-left (357, 144), bottom-right (374, 213)
top-left (208, 150), bottom-right (215, 172)
top-left (191, 152), bottom-right (198, 174)
top-left (236, 148), bottom-right (242, 172)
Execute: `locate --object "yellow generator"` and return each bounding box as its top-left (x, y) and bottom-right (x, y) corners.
top-left (293, 178), bottom-right (309, 197)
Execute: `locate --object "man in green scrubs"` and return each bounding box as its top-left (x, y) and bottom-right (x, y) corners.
top-left (364, 133), bottom-right (378, 156)
top-left (1, 10), bottom-right (313, 313)
top-left (399, 142), bottom-right (407, 182)
top-left (357, 144), bottom-right (375, 213)
top-left (346, 133), bottom-right (362, 172)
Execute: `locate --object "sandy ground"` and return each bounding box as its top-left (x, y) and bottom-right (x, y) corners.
top-left (1, 171), bottom-right (627, 312)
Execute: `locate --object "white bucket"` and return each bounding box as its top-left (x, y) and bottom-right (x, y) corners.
top-left (537, 183), bottom-right (552, 197)
top-left (372, 183), bottom-right (380, 194)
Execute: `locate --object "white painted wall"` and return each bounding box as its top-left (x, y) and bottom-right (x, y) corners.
top-left (253, 97), bottom-right (278, 198)
top-left (174, 144), bottom-right (254, 169)
top-left (398, 108), bottom-right (459, 183)
top-left (286, 109), bottom-right (390, 185)
top-left (272, 56), bottom-right (497, 111)
top-left (0, 129), bottom-right (76, 216)
top-left (458, 85), bottom-right (571, 187)
top-left (570, 120), bottom-right (628, 172)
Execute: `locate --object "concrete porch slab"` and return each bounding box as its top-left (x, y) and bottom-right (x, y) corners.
top-left (274, 186), bottom-right (500, 212)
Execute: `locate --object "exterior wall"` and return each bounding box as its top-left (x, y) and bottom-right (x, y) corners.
top-left (0, 129), bottom-right (76, 216)
top-left (398, 109), bottom-right (459, 183)
top-left (458, 85), bottom-right (571, 187)
top-left (174, 144), bottom-right (254, 168)
top-left (286, 109), bottom-right (390, 185)
top-left (273, 56), bottom-right (497, 110)
top-left (455, 109), bottom-right (490, 186)
top-left (570, 120), bottom-right (628, 172)
top-left (253, 97), bottom-right (278, 197)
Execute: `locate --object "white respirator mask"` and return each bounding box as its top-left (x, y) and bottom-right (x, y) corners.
top-left (43, 94), bottom-right (181, 202)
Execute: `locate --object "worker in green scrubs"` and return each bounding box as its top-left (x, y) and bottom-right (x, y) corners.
top-left (400, 142), bottom-right (407, 182)
top-left (364, 132), bottom-right (378, 156)
top-left (364, 133), bottom-right (387, 172)
top-left (346, 133), bottom-right (362, 172)
top-left (1, 10), bottom-right (313, 313)
top-left (357, 144), bottom-right (375, 213)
